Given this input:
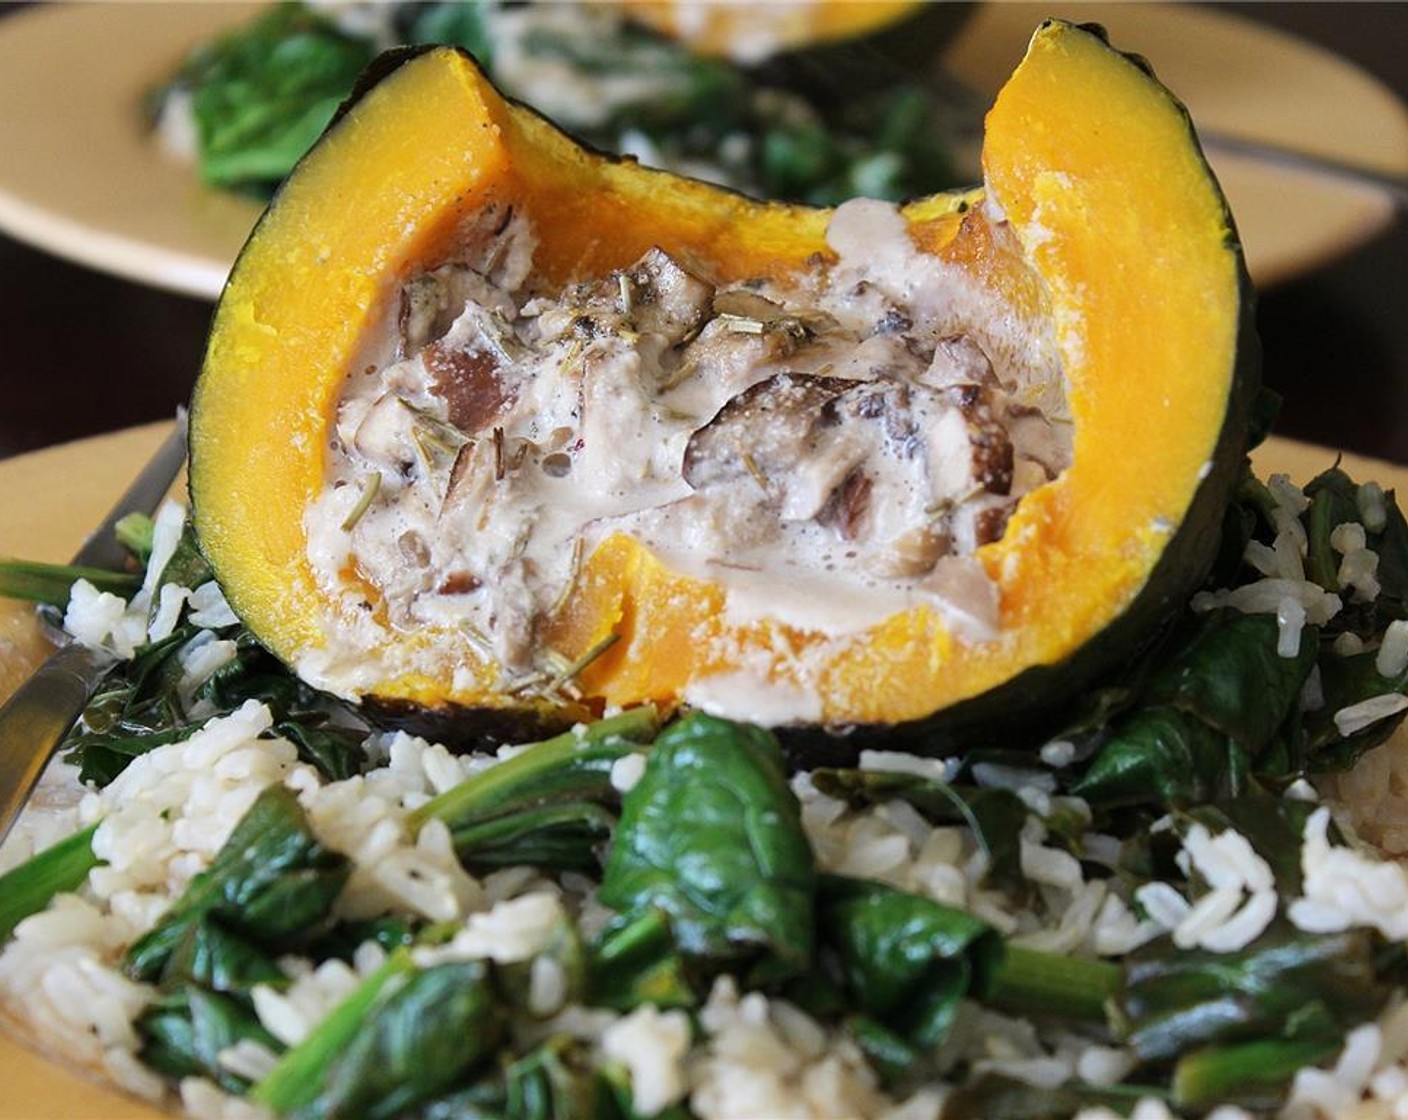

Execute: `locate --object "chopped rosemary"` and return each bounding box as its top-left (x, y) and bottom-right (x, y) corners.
top-left (558, 338), bottom-right (586, 374)
top-left (460, 622), bottom-right (496, 661)
top-left (926, 483), bottom-right (987, 519)
top-left (396, 397), bottom-right (470, 450)
top-left (476, 308), bottom-right (529, 365)
top-left (659, 358), bottom-right (699, 391)
top-left (549, 538), bottom-right (586, 618)
top-left (340, 472), bottom-right (381, 532)
top-left (741, 451), bottom-right (770, 493)
top-left (497, 631), bottom-right (621, 703)
top-left (720, 313), bottom-right (765, 335)
top-left (542, 647), bottom-right (577, 678)
top-left (546, 632), bottom-right (621, 695)
top-left (398, 397), bottom-right (473, 488)
top-left (408, 427), bottom-right (442, 482)
top-left (502, 669), bottom-right (552, 698)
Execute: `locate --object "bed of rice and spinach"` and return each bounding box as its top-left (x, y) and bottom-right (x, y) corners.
top-left (6, 451), bottom-right (1408, 1120)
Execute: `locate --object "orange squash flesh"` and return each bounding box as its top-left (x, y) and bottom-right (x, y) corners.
top-left (190, 23), bottom-right (1256, 740)
top-left (613, 1), bottom-right (925, 60)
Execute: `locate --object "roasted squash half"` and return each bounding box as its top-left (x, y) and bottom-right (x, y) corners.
top-left (190, 21), bottom-right (1258, 745)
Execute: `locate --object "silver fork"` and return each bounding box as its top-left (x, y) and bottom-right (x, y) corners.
top-left (1198, 130), bottom-right (1408, 212)
top-left (0, 417), bottom-right (189, 845)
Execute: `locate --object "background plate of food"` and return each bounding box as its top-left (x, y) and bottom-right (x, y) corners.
top-left (0, 2), bottom-right (1402, 299)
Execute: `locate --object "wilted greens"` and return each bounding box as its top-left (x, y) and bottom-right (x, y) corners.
top-left (600, 715), bottom-right (816, 985)
top-left (124, 783), bottom-right (351, 982)
top-left (5, 457), bottom-right (1408, 1118)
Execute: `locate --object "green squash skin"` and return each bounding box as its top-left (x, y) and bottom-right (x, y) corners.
top-left (362, 696), bottom-right (591, 750)
top-left (190, 27), bottom-right (1262, 761)
top-left (752, 4), bottom-right (979, 104)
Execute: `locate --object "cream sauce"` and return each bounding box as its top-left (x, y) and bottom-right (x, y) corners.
top-left (302, 199), bottom-right (1070, 703)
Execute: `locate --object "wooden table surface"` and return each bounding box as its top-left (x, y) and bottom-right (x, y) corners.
top-left (0, 2), bottom-right (1405, 463)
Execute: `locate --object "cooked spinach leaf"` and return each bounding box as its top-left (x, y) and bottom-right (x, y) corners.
top-left (1170, 1035), bottom-right (1343, 1113)
top-left (1075, 613), bottom-right (1316, 807)
top-left (65, 620), bottom-right (367, 788)
top-left (282, 961), bottom-right (503, 1120)
top-left (587, 909), bottom-right (695, 1013)
top-left (308, 917), bottom-right (417, 966)
top-left (1112, 920), bottom-right (1401, 1112)
top-left (599, 713), bottom-right (815, 984)
top-left (818, 875), bottom-right (1001, 1052)
top-left (941, 1073), bottom-right (1164, 1120)
top-left (159, 916), bottom-right (286, 998)
top-left (0, 558), bottom-right (139, 606)
top-left (137, 986), bottom-right (283, 1095)
top-left (162, 4), bottom-right (376, 194)
top-left (1302, 647), bottom-right (1408, 772)
top-left (254, 950), bottom-right (415, 1113)
top-left (125, 784), bottom-right (350, 982)
top-left (0, 822), bottom-right (102, 941)
top-left (418, 1035), bottom-right (618, 1120)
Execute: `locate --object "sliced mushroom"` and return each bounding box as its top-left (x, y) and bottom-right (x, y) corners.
top-left (350, 391), bottom-right (416, 473)
top-left (423, 340), bottom-right (510, 435)
top-left (920, 333), bottom-right (998, 388)
top-left (817, 469), bottom-right (873, 542)
top-left (681, 372), bottom-right (857, 495)
top-left (399, 264), bottom-right (518, 358)
top-left (684, 369), bottom-right (1027, 573)
top-left (624, 248), bottom-right (715, 345)
top-left (950, 495), bottom-right (1017, 553)
top-left (923, 382), bottom-right (1015, 499)
top-left (1007, 404), bottom-right (1071, 485)
top-left (667, 288), bottom-right (841, 403)
top-left (437, 571), bottom-right (483, 595)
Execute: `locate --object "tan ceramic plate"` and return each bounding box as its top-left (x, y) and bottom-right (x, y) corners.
top-left (0, 423), bottom-right (1405, 1115)
top-left (946, 3), bottom-right (1408, 288)
top-left (0, 3), bottom-right (1404, 299)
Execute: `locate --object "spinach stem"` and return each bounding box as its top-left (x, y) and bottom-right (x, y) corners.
top-left (0, 559), bottom-right (139, 607)
top-left (1173, 1036), bottom-right (1340, 1110)
top-left (987, 944), bottom-right (1121, 1023)
top-left (114, 513), bottom-right (156, 562)
top-left (407, 705), bottom-right (658, 831)
top-left (251, 947), bottom-right (416, 1113)
top-left (0, 822), bottom-right (102, 941)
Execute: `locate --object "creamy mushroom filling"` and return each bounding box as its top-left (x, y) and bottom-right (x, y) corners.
top-left (305, 199), bottom-right (1070, 682)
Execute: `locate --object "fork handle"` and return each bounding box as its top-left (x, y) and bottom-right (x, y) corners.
top-left (0, 642), bottom-right (112, 847)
